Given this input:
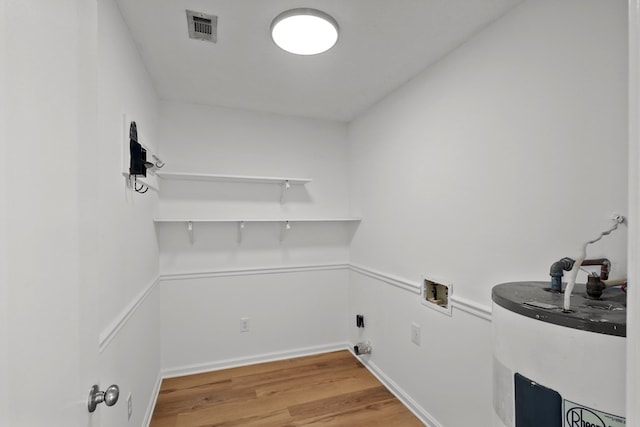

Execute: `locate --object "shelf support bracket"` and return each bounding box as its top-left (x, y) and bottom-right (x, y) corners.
top-left (187, 221), bottom-right (194, 245)
top-left (280, 220), bottom-right (291, 243)
top-left (237, 221), bottom-right (245, 245)
top-left (280, 180), bottom-right (290, 204)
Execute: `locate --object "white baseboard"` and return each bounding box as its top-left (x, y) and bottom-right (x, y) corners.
top-left (161, 342), bottom-right (349, 379)
top-left (348, 347), bottom-right (443, 427)
top-left (143, 371), bottom-right (163, 427)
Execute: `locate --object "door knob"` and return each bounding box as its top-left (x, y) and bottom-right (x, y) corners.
top-left (88, 384), bottom-right (119, 413)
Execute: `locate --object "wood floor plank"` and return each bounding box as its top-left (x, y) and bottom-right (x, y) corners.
top-left (254, 363), bottom-right (378, 399)
top-left (153, 383), bottom-right (257, 418)
top-left (174, 394), bottom-right (296, 426)
top-left (149, 413), bottom-right (178, 427)
top-left (188, 408), bottom-right (294, 427)
top-left (149, 350), bottom-right (424, 426)
top-left (288, 386), bottom-right (393, 419)
top-left (295, 400), bottom-right (424, 427)
top-left (231, 354), bottom-right (363, 390)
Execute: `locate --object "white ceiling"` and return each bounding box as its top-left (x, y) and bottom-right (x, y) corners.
top-left (115, 0), bottom-right (523, 122)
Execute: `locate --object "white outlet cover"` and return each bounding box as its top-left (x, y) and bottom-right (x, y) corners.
top-left (411, 322), bottom-right (421, 346)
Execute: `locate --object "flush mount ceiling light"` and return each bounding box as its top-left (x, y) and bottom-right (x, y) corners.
top-left (271, 8), bottom-right (339, 55)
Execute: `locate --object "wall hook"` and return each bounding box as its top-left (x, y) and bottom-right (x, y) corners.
top-left (152, 154), bottom-right (165, 169)
top-left (280, 220), bottom-right (291, 243)
top-left (237, 221), bottom-right (245, 245)
top-left (280, 180), bottom-right (291, 204)
top-left (280, 221), bottom-right (291, 243)
top-left (187, 221), bottom-right (194, 244)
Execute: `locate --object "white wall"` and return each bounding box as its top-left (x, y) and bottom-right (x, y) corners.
top-left (348, 272), bottom-right (493, 426)
top-left (100, 285), bottom-right (161, 426)
top-left (156, 102), bottom-right (353, 372)
top-left (157, 101), bottom-right (352, 273)
top-left (348, 0), bottom-right (628, 425)
top-left (3, 1), bottom-right (93, 425)
top-left (162, 269), bottom-right (349, 374)
top-left (157, 101), bottom-right (349, 218)
top-left (2, 0), bottom-right (161, 424)
top-left (4, 0), bottom-right (626, 425)
top-left (97, 0), bottom-right (160, 333)
top-left (96, 0), bottom-right (161, 425)
top-left (0, 0), bottom-right (8, 423)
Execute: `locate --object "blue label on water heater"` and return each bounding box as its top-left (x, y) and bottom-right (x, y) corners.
top-left (563, 400), bottom-right (625, 427)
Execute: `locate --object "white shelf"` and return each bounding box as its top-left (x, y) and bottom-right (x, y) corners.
top-left (154, 218), bottom-right (361, 223)
top-left (156, 171), bottom-right (311, 185)
top-left (153, 170), bottom-right (358, 243)
top-left (154, 217), bottom-right (361, 244)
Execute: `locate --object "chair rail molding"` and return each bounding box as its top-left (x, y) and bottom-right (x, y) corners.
top-left (99, 275), bottom-right (160, 353)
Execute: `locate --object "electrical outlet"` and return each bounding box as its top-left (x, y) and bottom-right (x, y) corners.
top-left (127, 392), bottom-right (132, 421)
top-left (240, 317), bottom-right (250, 332)
top-left (411, 323), bottom-right (421, 345)
top-left (411, 322), bottom-right (421, 346)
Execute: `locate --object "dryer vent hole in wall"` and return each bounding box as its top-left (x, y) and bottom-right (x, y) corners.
top-left (422, 278), bottom-right (453, 316)
top-left (424, 280), bottom-right (448, 307)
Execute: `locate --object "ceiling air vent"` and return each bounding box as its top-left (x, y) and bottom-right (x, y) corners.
top-left (186, 10), bottom-right (217, 43)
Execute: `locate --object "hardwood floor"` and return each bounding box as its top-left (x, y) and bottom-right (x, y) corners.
top-left (150, 350), bottom-right (424, 426)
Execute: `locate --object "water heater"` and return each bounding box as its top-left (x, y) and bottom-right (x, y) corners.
top-left (492, 281), bottom-right (626, 427)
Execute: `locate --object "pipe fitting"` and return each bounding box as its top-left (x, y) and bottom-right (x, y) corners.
top-left (549, 257), bottom-right (575, 292)
top-left (354, 341), bottom-right (372, 356)
top-left (580, 258), bottom-right (611, 281)
top-left (586, 275), bottom-right (605, 299)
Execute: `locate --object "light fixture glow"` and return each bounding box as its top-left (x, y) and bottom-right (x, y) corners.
top-left (271, 8), bottom-right (339, 55)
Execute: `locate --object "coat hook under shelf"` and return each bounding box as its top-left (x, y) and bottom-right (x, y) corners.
top-left (187, 221), bottom-right (194, 244)
top-left (280, 220), bottom-right (291, 243)
top-left (152, 154), bottom-right (165, 169)
top-left (280, 180), bottom-right (291, 204)
top-left (237, 221), bottom-right (245, 245)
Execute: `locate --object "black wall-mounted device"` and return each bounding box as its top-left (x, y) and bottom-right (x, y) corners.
top-left (129, 121), bottom-right (148, 177)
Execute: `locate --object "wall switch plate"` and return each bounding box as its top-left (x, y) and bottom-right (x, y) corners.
top-left (411, 322), bottom-right (421, 346)
top-left (127, 392), bottom-right (132, 420)
top-left (240, 317), bottom-right (250, 332)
